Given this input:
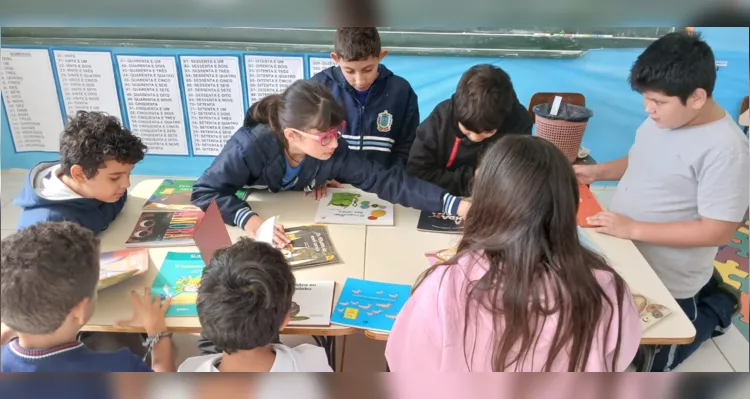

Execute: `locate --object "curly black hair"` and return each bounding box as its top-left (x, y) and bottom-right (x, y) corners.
top-left (1, 222), bottom-right (100, 334)
top-left (59, 111), bottom-right (147, 178)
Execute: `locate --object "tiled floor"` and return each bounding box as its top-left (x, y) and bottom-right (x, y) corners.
top-left (0, 170), bottom-right (747, 372)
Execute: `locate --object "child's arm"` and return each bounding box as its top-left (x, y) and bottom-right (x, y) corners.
top-left (191, 132), bottom-right (262, 230)
top-left (407, 113), bottom-right (473, 196)
top-left (391, 89), bottom-right (420, 167)
top-left (575, 156), bottom-right (629, 184)
top-left (117, 287), bottom-right (175, 372)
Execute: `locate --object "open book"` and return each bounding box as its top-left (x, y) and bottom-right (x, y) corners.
top-left (288, 281), bottom-right (336, 327)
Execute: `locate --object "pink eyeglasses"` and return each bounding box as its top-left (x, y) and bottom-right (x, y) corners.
top-left (291, 121), bottom-right (346, 146)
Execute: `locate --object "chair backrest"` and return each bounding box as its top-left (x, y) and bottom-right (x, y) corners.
top-left (528, 92), bottom-right (586, 124)
top-left (740, 96), bottom-right (749, 118)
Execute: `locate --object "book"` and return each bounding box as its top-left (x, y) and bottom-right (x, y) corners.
top-left (314, 188), bottom-right (394, 226)
top-left (281, 225), bottom-right (341, 269)
top-left (288, 281), bottom-right (336, 327)
top-left (152, 252), bottom-right (205, 317)
top-left (125, 210), bottom-right (205, 247)
top-left (578, 184), bottom-right (604, 227)
top-left (98, 248), bottom-right (149, 291)
top-left (416, 211), bottom-right (463, 234)
top-left (142, 179), bottom-right (250, 211)
top-left (632, 293), bottom-right (673, 332)
top-left (424, 248), bottom-right (457, 267)
top-left (330, 278), bottom-right (412, 333)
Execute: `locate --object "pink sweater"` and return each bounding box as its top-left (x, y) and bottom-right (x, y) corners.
top-left (385, 253), bottom-right (642, 372)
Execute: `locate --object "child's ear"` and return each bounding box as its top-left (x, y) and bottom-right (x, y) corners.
top-left (279, 312), bottom-right (291, 331)
top-left (330, 52), bottom-right (340, 64)
top-left (378, 50), bottom-right (388, 61)
top-left (689, 88), bottom-right (708, 110)
top-left (69, 165), bottom-right (88, 184)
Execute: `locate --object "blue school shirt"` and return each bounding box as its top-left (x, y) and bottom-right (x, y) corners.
top-left (281, 157), bottom-right (305, 190)
top-left (356, 89), bottom-right (369, 106)
top-left (1, 339), bottom-right (153, 372)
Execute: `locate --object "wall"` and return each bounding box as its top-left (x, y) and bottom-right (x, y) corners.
top-left (1, 27), bottom-right (748, 188)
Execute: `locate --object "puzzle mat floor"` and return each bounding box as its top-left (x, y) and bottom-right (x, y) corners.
top-left (715, 211), bottom-right (749, 341)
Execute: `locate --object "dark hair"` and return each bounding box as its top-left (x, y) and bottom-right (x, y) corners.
top-left (334, 27), bottom-right (382, 61)
top-left (414, 135), bottom-right (628, 372)
top-left (454, 64), bottom-right (517, 133)
top-left (246, 80), bottom-right (346, 148)
top-left (0, 222), bottom-right (100, 334)
top-left (59, 111), bottom-right (147, 178)
top-left (197, 238), bottom-right (296, 354)
top-left (629, 31), bottom-right (716, 104)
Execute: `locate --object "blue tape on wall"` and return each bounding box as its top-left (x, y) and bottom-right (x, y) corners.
top-left (2, 28), bottom-right (748, 186)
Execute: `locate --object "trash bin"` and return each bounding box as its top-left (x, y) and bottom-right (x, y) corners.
top-left (532, 102), bottom-right (594, 163)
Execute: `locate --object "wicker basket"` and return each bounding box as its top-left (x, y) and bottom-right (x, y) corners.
top-left (535, 115), bottom-right (588, 163)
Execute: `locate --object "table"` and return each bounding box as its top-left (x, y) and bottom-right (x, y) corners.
top-left (363, 205), bottom-right (697, 371)
top-left (88, 179), bottom-right (364, 370)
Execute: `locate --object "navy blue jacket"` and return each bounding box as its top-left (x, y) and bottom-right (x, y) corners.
top-left (310, 64), bottom-right (419, 168)
top-left (191, 117), bottom-right (461, 229)
top-left (13, 162), bottom-right (127, 234)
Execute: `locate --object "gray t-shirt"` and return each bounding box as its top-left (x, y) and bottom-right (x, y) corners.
top-left (610, 113), bottom-right (749, 299)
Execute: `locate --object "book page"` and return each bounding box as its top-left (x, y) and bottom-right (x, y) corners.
top-left (314, 188), bottom-right (394, 226)
top-left (288, 281), bottom-right (335, 326)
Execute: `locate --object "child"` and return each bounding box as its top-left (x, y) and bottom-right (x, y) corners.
top-left (191, 79), bottom-right (469, 247)
top-left (386, 135), bottom-right (642, 372)
top-left (310, 27), bottom-right (419, 168)
top-left (178, 237), bottom-right (332, 372)
top-left (407, 64), bottom-right (533, 197)
top-left (575, 31), bottom-right (749, 372)
top-left (0, 222), bottom-right (174, 372)
top-left (14, 111), bottom-right (147, 233)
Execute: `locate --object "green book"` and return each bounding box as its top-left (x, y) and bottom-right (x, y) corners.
top-left (142, 179), bottom-right (249, 211)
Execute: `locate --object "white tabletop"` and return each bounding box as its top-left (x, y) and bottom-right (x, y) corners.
top-left (88, 179), bottom-right (364, 336)
top-left (364, 205), bottom-right (697, 345)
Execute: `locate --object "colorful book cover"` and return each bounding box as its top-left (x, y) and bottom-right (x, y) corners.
top-left (98, 248), bottom-right (150, 291)
top-left (578, 184), bottom-right (603, 227)
top-left (330, 278), bottom-right (412, 333)
top-left (416, 211), bottom-right (463, 234)
top-left (281, 225), bottom-right (341, 269)
top-left (288, 281), bottom-right (336, 327)
top-left (142, 179), bottom-right (250, 211)
top-left (152, 252), bottom-right (204, 317)
top-left (632, 293), bottom-right (673, 332)
top-left (125, 210), bottom-right (205, 247)
top-left (314, 188), bottom-right (394, 226)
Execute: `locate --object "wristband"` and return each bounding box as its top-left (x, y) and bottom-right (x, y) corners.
top-left (141, 331), bottom-right (173, 361)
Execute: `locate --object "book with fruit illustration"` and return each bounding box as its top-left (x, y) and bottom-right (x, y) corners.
top-left (314, 188), bottom-right (394, 226)
top-left (632, 293), bottom-right (673, 332)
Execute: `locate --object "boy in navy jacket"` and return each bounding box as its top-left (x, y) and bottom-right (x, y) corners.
top-left (13, 111), bottom-right (146, 233)
top-left (310, 27), bottom-right (419, 168)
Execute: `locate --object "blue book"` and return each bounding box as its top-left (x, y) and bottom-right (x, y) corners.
top-left (330, 278), bottom-right (412, 333)
top-left (152, 252), bottom-right (204, 317)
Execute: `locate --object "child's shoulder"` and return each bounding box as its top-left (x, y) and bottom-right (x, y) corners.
top-left (84, 347), bottom-right (153, 372)
top-left (272, 343), bottom-right (332, 372)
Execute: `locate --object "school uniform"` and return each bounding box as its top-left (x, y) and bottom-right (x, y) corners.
top-left (13, 162), bottom-right (127, 233)
top-left (406, 94), bottom-right (533, 197)
top-left (190, 115), bottom-right (463, 231)
top-left (178, 344), bottom-right (332, 372)
top-left (1, 338), bottom-right (152, 372)
top-left (310, 64), bottom-right (419, 168)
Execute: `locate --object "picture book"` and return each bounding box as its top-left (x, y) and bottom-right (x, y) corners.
top-left (125, 210), bottom-right (205, 247)
top-left (288, 281), bottom-right (336, 327)
top-left (142, 179), bottom-right (250, 211)
top-left (282, 225), bottom-right (341, 269)
top-left (578, 184), bottom-right (603, 227)
top-left (152, 252), bottom-right (205, 317)
top-left (330, 278), bottom-right (412, 333)
top-left (98, 248), bottom-right (150, 291)
top-left (416, 211), bottom-right (463, 234)
top-left (632, 293), bottom-right (673, 332)
top-left (314, 188), bottom-right (394, 226)
top-left (424, 248), bottom-right (457, 267)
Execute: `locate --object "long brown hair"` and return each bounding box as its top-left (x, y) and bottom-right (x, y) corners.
top-left (245, 79), bottom-right (346, 148)
top-left (414, 135), bottom-right (627, 371)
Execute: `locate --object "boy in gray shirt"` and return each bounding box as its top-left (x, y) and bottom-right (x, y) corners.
top-left (575, 31), bottom-right (749, 372)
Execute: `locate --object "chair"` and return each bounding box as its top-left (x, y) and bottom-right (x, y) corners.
top-left (527, 92), bottom-right (586, 124)
top-left (739, 96), bottom-right (748, 135)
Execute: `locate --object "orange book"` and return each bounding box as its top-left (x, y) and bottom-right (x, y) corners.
top-left (577, 184), bottom-right (603, 227)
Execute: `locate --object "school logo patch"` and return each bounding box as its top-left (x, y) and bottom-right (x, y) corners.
top-left (377, 110), bottom-right (393, 132)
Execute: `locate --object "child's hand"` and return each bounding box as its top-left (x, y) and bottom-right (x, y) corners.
top-left (457, 199), bottom-right (472, 219)
top-left (573, 164), bottom-right (598, 185)
top-left (244, 215), bottom-right (290, 248)
top-left (307, 180), bottom-right (342, 201)
top-left (587, 211), bottom-right (637, 239)
top-left (116, 287), bottom-right (171, 337)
